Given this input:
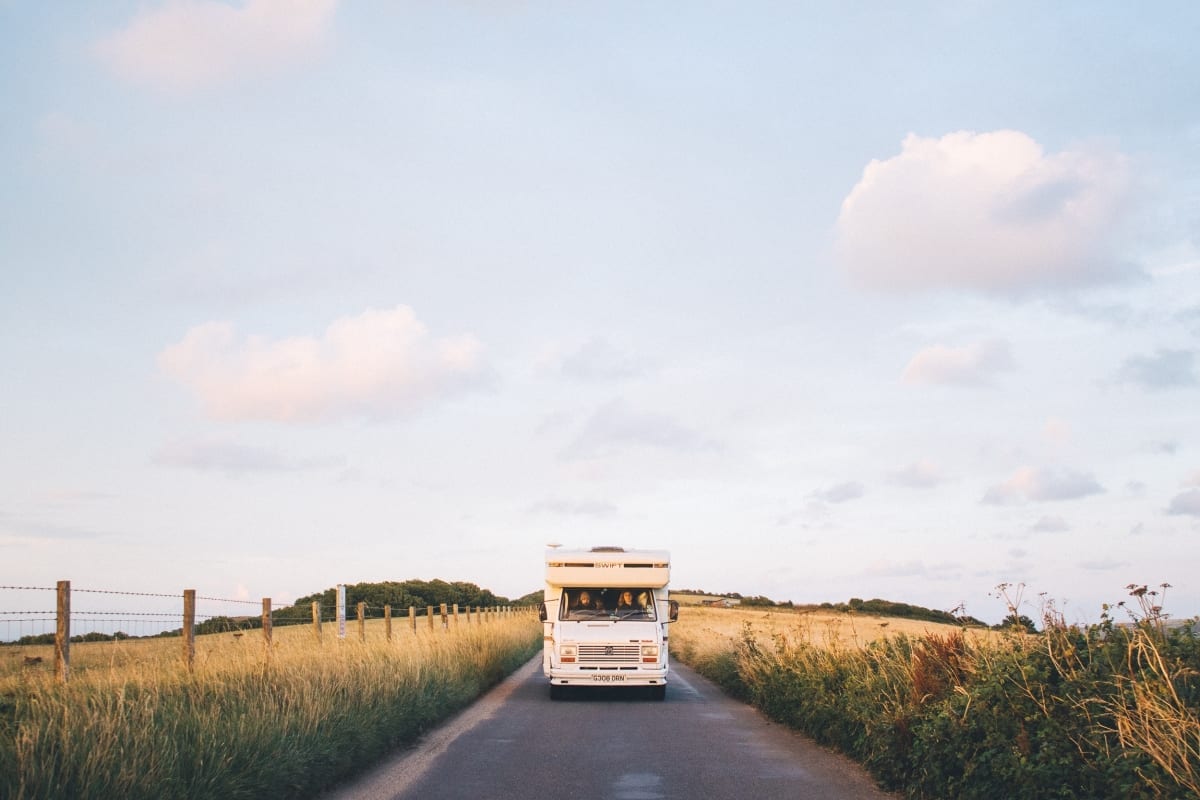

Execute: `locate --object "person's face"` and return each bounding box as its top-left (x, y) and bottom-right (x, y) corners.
top-left (621, 592), bottom-right (632, 603)
top-left (579, 592), bottom-right (590, 604)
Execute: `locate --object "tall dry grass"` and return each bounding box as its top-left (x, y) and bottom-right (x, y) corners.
top-left (672, 594), bottom-right (1200, 800)
top-left (0, 613), bottom-right (541, 800)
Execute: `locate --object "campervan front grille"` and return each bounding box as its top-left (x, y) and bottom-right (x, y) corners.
top-left (578, 644), bottom-right (640, 664)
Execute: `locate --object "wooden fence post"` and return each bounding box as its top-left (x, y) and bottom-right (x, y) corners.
top-left (55, 580), bottom-right (70, 684)
top-left (183, 589), bottom-right (196, 674)
top-left (409, 605), bottom-right (416, 634)
top-left (262, 598), bottom-right (272, 661)
top-left (385, 605), bottom-right (392, 641)
top-left (357, 602), bottom-right (366, 642)
top-left (439, 603), bottom-right (448, 631)
top-left (312, 601), bottom-right (321, 639)
top-left (453, 603), bottom-right (459, 628)
top-left (337, 584), bottom-right (347, 640)
top-left (427, 606), bottom-right (434, 632)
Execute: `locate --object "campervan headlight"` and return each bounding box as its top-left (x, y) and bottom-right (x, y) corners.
top-left (560, 644), bottom-right (577, 663)
top-left (641, 644), bottom-right (659, 663)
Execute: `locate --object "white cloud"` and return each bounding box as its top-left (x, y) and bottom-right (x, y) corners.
top-left (982, 466), bottom-right (1105, 505)
top-left (159, 305), bottom-right (490, 423)
top-left (1166, 489), bottom-right (1200, 517)
top-left (1115, 349), bottom-right (1198, 390)
top-left (863, 559), bottom-right (962, 580)
top-left (1030, 515), bottom-right (1070, 533)
top-left (154, 439), bottom-right (344, 474)
top-left (887, 460), bottom-right (944, 488)
top-left (836, 130), bottom-right (1133, 293)
top-left (536, 338), bottom-right (649, 381)
top-left (902, 339), bottom-right (1014, 386)
top-left (561, 400), bottom-right (720, 460)
top-left (1043, 417), bottom-right (1072, 445)
top-left (0, 518), bottom-right (110, 541)
top-left (95, 0), bottom-right (338, 92)
top-left (1079, 559), bottom-right (1126, 571)
top-left (527, 499), bottom-right (618, 518)
top-left (811, 481), bottom-right (865, 503)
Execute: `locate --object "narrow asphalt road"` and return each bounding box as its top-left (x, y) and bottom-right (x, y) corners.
top-left (328, 656), bottom-right (896, 800)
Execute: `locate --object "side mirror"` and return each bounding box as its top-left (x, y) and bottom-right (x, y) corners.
top-left (538, 602), bottom-right (548, 622)
top-left (668, 600), bottom-right (679, 622)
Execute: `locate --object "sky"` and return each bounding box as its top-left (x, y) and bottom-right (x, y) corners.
top-left (2, 1), bottom-right (1199, 628)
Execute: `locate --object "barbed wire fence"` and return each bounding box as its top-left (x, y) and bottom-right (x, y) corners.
top-left (1, 582), bottom-right (522, 682)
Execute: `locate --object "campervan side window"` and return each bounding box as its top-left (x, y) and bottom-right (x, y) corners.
top-left (559, 588), bottom-right (656, 620)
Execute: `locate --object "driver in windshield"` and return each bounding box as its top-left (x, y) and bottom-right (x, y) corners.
top-left (572, 590), bottom-right (607, 612)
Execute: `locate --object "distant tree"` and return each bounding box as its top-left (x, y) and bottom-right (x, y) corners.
top-left (823, 598), bottom-right (987, 627)
top-left (17, 633), bottom-right (56, 646)
top-left (196, 615), bottom-right (258, 635)
top-left (279, 579), bottom-right (510, 623)
top-left (995, 613), bottom-right (1039, 634)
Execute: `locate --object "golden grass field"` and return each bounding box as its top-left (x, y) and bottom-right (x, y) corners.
top-left (671, 597), bottom-right (986, 657)
top-left (0, 610), bottom-right (543, 800)
top-left (1, 610), bottom-right (513, 682)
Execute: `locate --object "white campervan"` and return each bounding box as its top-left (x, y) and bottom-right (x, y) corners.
top-left (539, 546), bottom-right (679, 700)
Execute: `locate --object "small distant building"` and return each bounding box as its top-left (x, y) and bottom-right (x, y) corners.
top-left (702, 598), bottom-right (738, 608)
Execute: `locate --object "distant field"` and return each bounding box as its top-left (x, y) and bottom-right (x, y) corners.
top-left (1, 613), bottom-right (463, 681)
top-left (673, 599), bottom-right (980, 652)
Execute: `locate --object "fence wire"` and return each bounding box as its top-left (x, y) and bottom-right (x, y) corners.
top-left (3, 582), bottom-right (517, 649)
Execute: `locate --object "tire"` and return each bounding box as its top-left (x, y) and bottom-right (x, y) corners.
top-left (549, 684), bottom-right (565, 701)
top-left (649, 684), bottom-right (666, 701)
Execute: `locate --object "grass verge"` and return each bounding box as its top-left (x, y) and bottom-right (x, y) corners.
top-left (672, 597), bottom-right (1200, 800)
top-left (0, 614), bottom-right (541, 799)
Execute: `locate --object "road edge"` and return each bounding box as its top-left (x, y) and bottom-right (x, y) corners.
top-left (322, 655), bottom-right (543, 800)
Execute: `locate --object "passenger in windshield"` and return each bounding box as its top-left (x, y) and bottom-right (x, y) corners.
top-left (617, 590), bottom-right (639, 610)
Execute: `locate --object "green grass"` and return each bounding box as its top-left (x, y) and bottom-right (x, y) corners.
top-left (0, 613), bottom-right (541, 799)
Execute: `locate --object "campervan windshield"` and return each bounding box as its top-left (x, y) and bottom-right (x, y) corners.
top-left (560, 588), bottom-right (657, 621)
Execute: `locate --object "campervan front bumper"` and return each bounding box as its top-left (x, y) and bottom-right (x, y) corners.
top-left (547, 643), bottom-right (668, 686)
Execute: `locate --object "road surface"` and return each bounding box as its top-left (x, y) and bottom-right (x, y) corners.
top-left (328, 656), bottom-right (896, 800)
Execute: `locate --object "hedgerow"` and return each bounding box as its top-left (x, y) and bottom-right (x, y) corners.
top-left (676, 585), bottom-right (1199, 800)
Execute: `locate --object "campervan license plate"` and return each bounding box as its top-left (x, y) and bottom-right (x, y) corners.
top-left (591, 674), bottom-right (625, 682)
